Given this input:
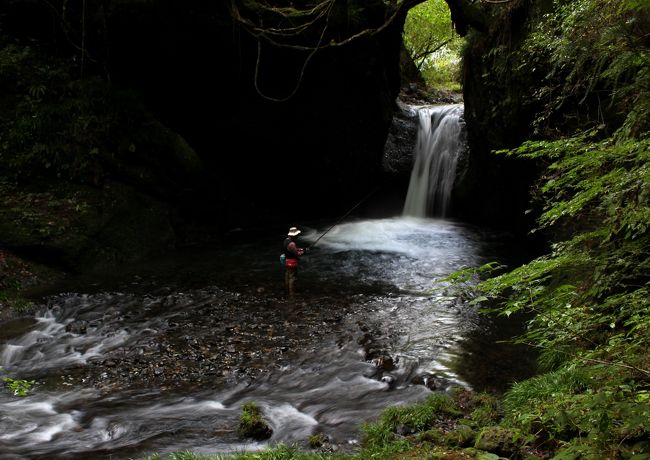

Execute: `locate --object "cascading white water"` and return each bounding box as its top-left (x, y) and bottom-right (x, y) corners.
top-left (403, 104), bottom-right (465, 217)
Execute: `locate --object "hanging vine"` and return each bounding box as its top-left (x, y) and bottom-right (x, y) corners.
top-left (228, 0), bottom-right (423, 101)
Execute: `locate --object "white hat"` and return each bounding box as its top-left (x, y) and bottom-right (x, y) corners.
top-left (288, 227), bottom-right (301, 236)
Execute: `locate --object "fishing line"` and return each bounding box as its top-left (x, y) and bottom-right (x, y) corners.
top-left (308, 186), bottom-right (381, 250)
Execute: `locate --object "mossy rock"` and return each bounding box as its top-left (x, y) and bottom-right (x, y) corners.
top-left (416, 427), bottom-right (446, 444)
top-left (474, 426), bottom-right (524, 457)
top-left (469, 404), bottom-right (500, 427)
top-left (444, 424), bottom-right (476, 447)
top-left (460, 447), bottom-right (506, 460)
top-left (238, 401), bottom-right (273, 440)
top-left (308, 432), bottom-right (328, 448)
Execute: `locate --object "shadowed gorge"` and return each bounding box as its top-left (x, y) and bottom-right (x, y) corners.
top-left (0, 0), bottom-right (408, 271)
top-left (1, 0), bottom-right (649, 459)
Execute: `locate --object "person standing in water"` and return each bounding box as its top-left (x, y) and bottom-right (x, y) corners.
top-left (283, 227), bottom-right (307, 294)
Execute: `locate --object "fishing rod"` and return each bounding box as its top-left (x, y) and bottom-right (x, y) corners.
top-left (307, 186), bottom-right (381, 250)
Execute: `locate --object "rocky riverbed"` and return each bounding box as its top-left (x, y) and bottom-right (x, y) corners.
top-left (0, 218), bottom-right (534, 459)
top-left (8, 283), bottom-right (412, 398)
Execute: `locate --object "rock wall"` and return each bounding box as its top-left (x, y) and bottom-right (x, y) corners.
top-left (0, 0), bottom-right (407, 271)
top-left (451, 1), bottom-right (546, 233)
top-left (100, 1), bottom-right (405, 224)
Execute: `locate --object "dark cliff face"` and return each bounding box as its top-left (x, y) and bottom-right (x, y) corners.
top-left (452, 0), bottom-right (628, 234)
top-left (451, 1), bottom-right (543, 233)
top-left (0, 0), bottom-right (406, 270)
top-left (103, 1), bottom-right (404, 224)
top-left (3, 0), bottom-right (403, 223)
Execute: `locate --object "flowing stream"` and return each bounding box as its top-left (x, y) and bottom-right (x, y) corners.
top-left (0, 104), bottom-right (534, 458)
top-left (0, 215), bottom-right (533, 460)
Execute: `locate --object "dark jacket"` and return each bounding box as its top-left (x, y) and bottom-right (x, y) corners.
top-left (283, 237), bottom-right (304, 260)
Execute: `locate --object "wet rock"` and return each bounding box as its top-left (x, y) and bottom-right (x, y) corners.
top-left (308, 432), bottom-right (329, 448)
top-left (371, 355), bottom-right (395, 371)
top-left (380, 374), bottom-right (396, 388)
top-left (238, 401), bottom-right (273, 441)
top-left (395, 423), bottom-right (415, 436)
top-left (324, 315), bottom-right (342, 323)
top-left (412, 373), bottom-right (450, 391)
top-left (474, 426), bottom-right (523, 457)
top-left (444, 424), bottom-right (476, 447)
top-left (58, 288), bottom-right (375, 393)
top-left (382, 100), bottom-right (419, 175)
top-left (65, 320), bottom-right (88, 334)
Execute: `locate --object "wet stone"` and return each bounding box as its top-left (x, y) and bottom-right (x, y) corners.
top-left (371, 355), bottom-right (395, 371)
top-left (65, 320), bottom-right (88, 334)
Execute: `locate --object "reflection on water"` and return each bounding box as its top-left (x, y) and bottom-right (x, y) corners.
top-left (0, 217), bottom-right (533, 459)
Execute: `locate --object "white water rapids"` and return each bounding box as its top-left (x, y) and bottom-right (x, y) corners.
top-left (0, 217), bottom-right (535, 459)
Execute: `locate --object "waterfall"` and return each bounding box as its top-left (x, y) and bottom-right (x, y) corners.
top-left (402, 104), bottom-right (465, 218)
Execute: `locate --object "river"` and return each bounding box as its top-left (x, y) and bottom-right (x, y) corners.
top-left (0, 214), bottom-right (534, 460)
top-left (1, 103), bottom-right (534, 460)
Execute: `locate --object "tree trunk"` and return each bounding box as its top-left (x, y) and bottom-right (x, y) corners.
top-left (444, 0), bottom-right (488, 36)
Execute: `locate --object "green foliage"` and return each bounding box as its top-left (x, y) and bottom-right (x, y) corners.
top-left (441, 123), bottom-right (650, 456)
top-left (140, 445), bottom-right (336, 459)
top-left (467, 394), bottom-right (500, 427)
top-left (623, 0), bottom-right (650, 10)
top-left (503, 364), bottom-right (650, 458)
top-left (442, 7), bottom-right (650, 445)
top-left (359, 392), bottom-right (462, 453)
top-left (509, 135), bottom-right (650, 233)
top-left (435, 261), bottom-right (506, 303)
top-left (0, 40), bottom-right (201, 189)
top-left (519, 0), bottom-right (650, 137)
top-left (463, 0), bottom-right (649, 143)
top-left (307, 433), bottom-right (328, 448)
top-left (0, 43), bottom-right (108, 183)
top-left (403, 0), bottom-right (464, 90)
top-left (1, 368), bottom-right (35, 397)
top-left (238, 401), bottom-right (273, 440)
top-left (361, 393), bottom-right (463, 458)
top-left (473, 133), bottom-right (650, 366)
top-left (227, 445), bottom-right (333, 460)
top-left (382, 393), bottom-right (459, 431)
top-left (3, 377), bottom-right (35, 397)
top-left (143, 388), bottom-right (508, 459)
top-left (503, 366), bottom-right (591, 430)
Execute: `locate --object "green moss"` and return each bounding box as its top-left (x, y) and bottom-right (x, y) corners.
top-left (307, 433), bottom-right (328, 449)
top-left (443, 424), bottom-right (476, 447)
top-left (474, 426), bottom-right (524, 456)
top-left (238, 401), bottom-right (273, 440)
top-left (468, 396), bottom-right (500, 428)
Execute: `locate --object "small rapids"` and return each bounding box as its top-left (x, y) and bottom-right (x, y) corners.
top-left (0, 217), bottom-right (531, 459)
